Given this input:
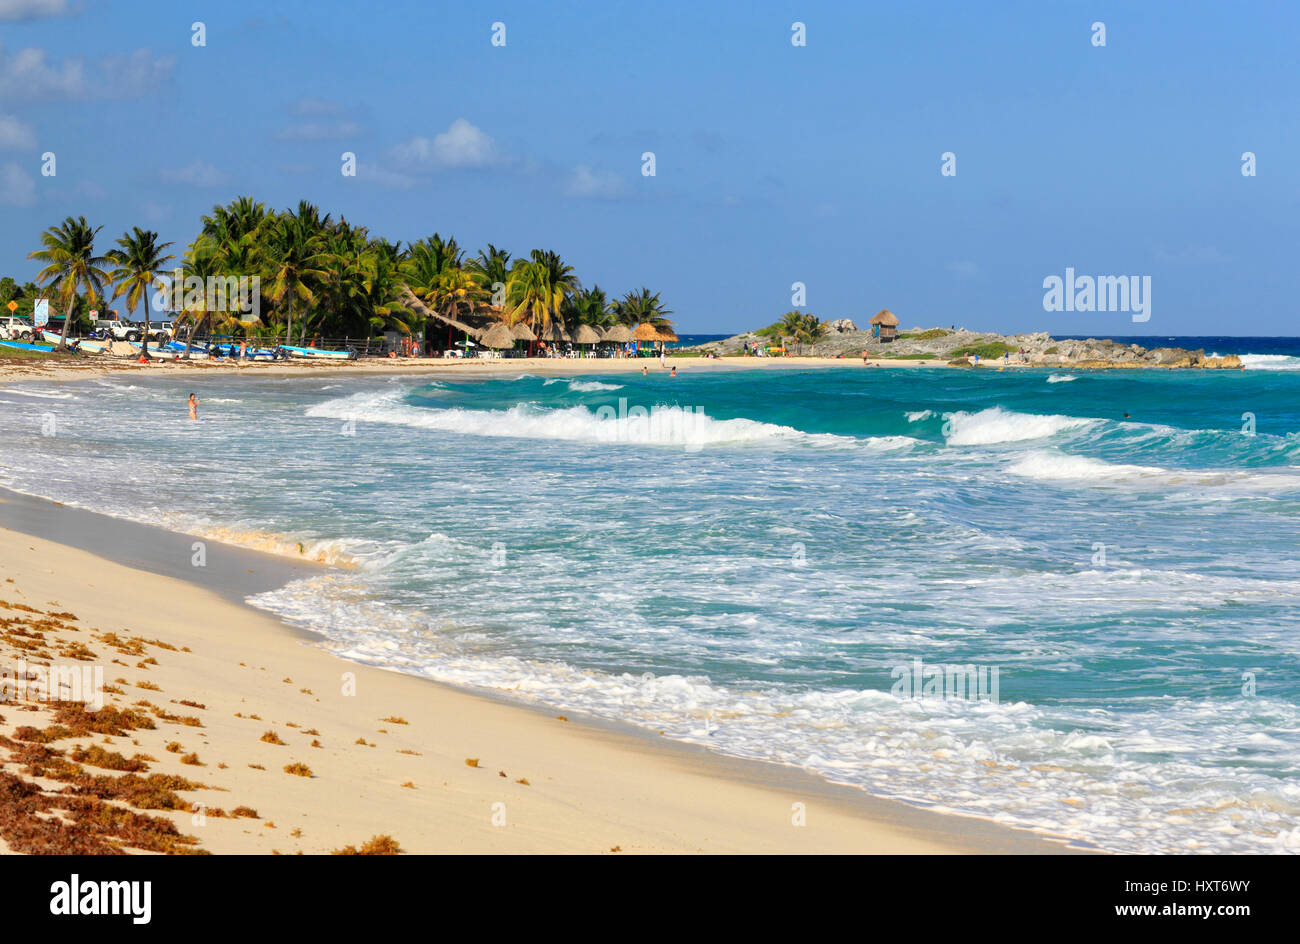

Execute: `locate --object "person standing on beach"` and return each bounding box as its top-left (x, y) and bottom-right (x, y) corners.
top-left (188, 392), bottom-right (199, 421)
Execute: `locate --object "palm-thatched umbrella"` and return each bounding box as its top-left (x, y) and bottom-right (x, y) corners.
top-left (570, 323), bottom-right (602, 357)
top-left (510, 322), bottom-right (536, 342)
top-left (653, 326), bottom-right (679, 344)
top-left (601, 324), bottom-right (634, 344)
top-left (478, 322), bottom-right (516, 350)
top-left (537, 322), bottom-right (571, 350)
top-left (632, 323), bottom-right (661, 343)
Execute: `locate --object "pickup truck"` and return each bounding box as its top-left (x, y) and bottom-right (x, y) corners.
top-left (96, 321), bottom-right (171, 342)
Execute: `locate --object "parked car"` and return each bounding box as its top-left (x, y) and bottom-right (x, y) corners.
top-left (0, 316), bottom-right (36, 340)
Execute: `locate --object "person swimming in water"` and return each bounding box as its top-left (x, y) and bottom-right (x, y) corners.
top-left (188, 392), bottom-right (199, 420)
top-left (670, 366), bottom-right (677, 377)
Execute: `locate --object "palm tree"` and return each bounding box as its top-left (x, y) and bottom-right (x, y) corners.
top-left (505, 249), bottom-right (580, 333)
top-left (613, 287), bottom-right (674, 329)
top-left (107, 228), bottom-right (174, 360)
top-left (467, 244), bottom-right (511, 300)
top-left (261, 209), bottom-right (326, 344)
top-left (565, 285), bottom-right (611, 330)
top-left (777, 311), bottom-right (804, 353)
top-left (800, 313), bottom-right (827, 355)
top-left (27, 216), bottom-right (111, 351)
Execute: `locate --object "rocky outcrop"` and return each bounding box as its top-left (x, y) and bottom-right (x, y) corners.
top-left (685, 325), bottom-right (1243, 369)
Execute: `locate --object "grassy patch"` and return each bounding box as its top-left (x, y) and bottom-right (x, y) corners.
top-left (950, 342), bottom-right (1017, 360)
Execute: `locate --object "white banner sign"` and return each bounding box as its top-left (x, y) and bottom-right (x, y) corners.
top-left (33, 298), bottom-right (49, 327)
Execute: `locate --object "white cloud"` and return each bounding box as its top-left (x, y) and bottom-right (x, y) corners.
top-left (0, 113), bottom-right (35, 149)
top-left (393, 118), bottom-right (498, 168)
top-left (0, 161), bottom-right (36, 205)
top-left (567, 164), bottom-right (625, 199)
top-left (160, 160), bottom-right (230, 188)
top-left (0, 44), bottom-right (174, 100)
top-left (0, 0), bottom-right (72, 21)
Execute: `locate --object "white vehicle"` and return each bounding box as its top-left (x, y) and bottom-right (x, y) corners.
top-left (105, 321), bottom-right (170, 343)
top-left (0, 316), bottom-right (36, 340)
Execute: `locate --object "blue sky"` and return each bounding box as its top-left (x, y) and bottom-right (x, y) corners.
top-left (0, 0), bottom-right (1296, 335)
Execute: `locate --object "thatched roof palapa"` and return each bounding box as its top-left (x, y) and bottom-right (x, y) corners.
top-left (478, 322), bottom-right (517, 350)
top-left (869, 309), bottom-right (899, 327)
top-left (654, 326), bottom-right (679, 343)
top-left (510, 322), bottom-right (536, 341)
top-left (632, 323), bottom-right (661, 342)
top-left (601, 324), bottom-right (634, 343)
top-left (538, 321), bottom-right (571, 343)
top-left (571, 324), bottom-right (603, 345)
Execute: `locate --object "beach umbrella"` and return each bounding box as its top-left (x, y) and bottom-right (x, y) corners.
top-left (538, 321), bottom-right (571, 343)
top-left (510, 322), bottom-right (536, 342)
top-left (601, 324), bottom-right (634, 344)
top-left (632, 323), bottom-right (661, 343)
top-left (478, 322), bottom-right (516, 349)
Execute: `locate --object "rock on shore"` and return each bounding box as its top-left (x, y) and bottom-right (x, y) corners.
top-left (686, 327), bottom-right (1242, 369)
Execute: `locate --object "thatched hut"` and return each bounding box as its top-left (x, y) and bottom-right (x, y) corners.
top-left (478, 322), bottom-right (516, 350)
top-left (654, 326), bottom-right (679, 344)
top-left (538, 321), bottom-right (571, 344)
top-left (571, 323), bottom-right (602, 348)
top-left (869, 309), bottom-right (900, 342)
top-left (632, 323), bottom-right (661, 343)
top-left (602, 324), bottom-right (634, 344)
top-left (510, 322), bottom-right (536, 342)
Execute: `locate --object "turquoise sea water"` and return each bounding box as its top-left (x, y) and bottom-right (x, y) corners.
top-left (1, 363), bottom-right (1299, 853)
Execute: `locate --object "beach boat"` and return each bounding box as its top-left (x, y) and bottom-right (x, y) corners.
top-left (0, 339), bottom-right (55, 353)
top-left (38, 329), bottom-right (110, 354)
top-left (281, 344), bottom-right (356, 360)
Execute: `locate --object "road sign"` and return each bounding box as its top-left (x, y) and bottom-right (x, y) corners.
top-left (5, 300), bottom-right (15, 312)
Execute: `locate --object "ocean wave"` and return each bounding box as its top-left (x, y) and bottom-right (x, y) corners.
top-left (1046, 374), bottom-right (1076, 383)
top-left (1009, 448), bottom-right (1300, 492)
top-left (944, 407), bottom-right (1095, 446)
top-left (905, 410), bottom-right (934, 422)
top-left (1240, 354), bottom-right (1300, 371)
top-left (1008, 451), bottom-right (1166, 483)
top-left (307, 389), bottom-right (870, 449)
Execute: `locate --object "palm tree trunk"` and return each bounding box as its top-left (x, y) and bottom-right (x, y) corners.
top-left (138, 295), bottom-right (151, 361)
top-left (182, 310), bottom-right (195, 360)
top-left (56, 291), bottom-right (71, 351)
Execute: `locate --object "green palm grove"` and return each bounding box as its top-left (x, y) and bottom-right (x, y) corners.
top-left (20, 198), bottom-right (676, 349)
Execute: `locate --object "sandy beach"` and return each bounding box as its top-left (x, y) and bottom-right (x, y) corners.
top-left (0, 352), bottom-right (961, 387)
top-left (0, 489), bottom-right (1084, 854)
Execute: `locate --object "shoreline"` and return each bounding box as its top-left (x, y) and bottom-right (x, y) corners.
top-left (0, 350), bottom-right (1251, 386)
top-left (0, 487), bottom-right (1091, 854)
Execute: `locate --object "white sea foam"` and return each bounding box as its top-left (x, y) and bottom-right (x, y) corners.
top-left (567, 379), bottom-right (623, 392)
top-left (944, 407), bottom-right (1095, 446)
top-left (1240, 354), bottom-right (1300, 371)
top-left (307, 389), bottom-right (863, 449)
top-left (1008, 451), bottom-right (1166, 482)
top-left (906, 410), bottom-right (933, 422)
top-left (1046, 373), bottom-right (1077, 383)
